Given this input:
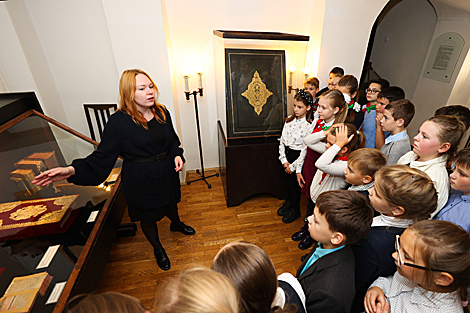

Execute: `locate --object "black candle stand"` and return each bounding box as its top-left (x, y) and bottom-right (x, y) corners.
top-left (185, 88), bottom-right (219, 188)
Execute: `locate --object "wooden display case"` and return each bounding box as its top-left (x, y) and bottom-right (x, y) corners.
top-left (0, 101), bottom-right (126, 313)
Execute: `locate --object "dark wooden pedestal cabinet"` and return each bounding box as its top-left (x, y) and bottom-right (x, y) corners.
top-left (218, 121), bottom-right (287, 207)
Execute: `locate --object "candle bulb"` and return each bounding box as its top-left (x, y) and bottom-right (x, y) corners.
top-left (288, 64), bottom-right (296, 86)
top-left (184, 76), bottom-right (189, 92)
top-left (303, 66), bottom-right (310, 82)
top-left (181, 66), bottom-right (190, 93)
top-left (195, 64), bottom-right (204, 89)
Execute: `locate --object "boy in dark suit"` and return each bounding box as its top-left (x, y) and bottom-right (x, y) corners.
top-left (296, 190), bottom-right (374, 313)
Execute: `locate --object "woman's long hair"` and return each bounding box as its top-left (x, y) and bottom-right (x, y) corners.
top-left (118, 69), bottom-right (167, 129)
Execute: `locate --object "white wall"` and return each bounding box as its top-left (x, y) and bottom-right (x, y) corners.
top-left (0, 4), bottom-right (38, 95)
top-left (369, 0), bottom-right (437, 99)
top-left (316, 0), bottom-right (388, 86)
top-left (410, 19), bottom-right (470, 135)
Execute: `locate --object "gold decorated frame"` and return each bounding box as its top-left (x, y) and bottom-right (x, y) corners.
top-left (225, 49), bottom-right (287, 138)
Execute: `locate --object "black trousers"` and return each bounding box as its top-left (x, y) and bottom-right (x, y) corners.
top-left (283, 147), bottom-right (301, 207)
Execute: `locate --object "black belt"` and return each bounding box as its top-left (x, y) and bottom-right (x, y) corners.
top-left (127, 150), bottom-right (168, 163)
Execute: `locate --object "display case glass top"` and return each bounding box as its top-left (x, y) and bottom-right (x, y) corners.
top-left (0, 109), bottom-right (122, 313)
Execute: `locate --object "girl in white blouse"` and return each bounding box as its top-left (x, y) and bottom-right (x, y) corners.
top-left (295, 123), bottom-right (365, 249)
top-left (365, 220), bottom-right (470, 313)
top-left (277, 90), bottom-right (314, 223)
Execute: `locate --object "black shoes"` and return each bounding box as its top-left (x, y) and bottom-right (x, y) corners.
top-left (154, 248), bottom-right (171, 271)
top-left (298, 236), bottom-right (315, 250)
top-left (170, 222), bottom-right (196, 235)
top-left (277, 200), bottom-right (292, 216)
top-left (292, 226), bottom-right (309, 241)
top-left (282, 207), bottom-right (301, 223)
top-left (300, 253), bottom-right (309, 262)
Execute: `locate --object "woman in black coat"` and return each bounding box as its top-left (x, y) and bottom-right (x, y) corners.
top-left (33, 69), bottom-right (194, 271)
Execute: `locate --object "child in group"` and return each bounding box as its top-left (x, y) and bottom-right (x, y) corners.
top-left (277, 90), bottom-right (314, 223)
top-left (374, 86), bottom-right (406, 149)
top-left (212, 241), bottom-right (303, 313)
top-left (287, 90), bottom-right (348, 235)
top-left (65, 292), bottom-right (150, 313)
top-left (293, 123), bottom-right (366, 250)
top-left (360, 79), bottom-right (390, 148)
top-left (436, 147), bottom-right (470, 233)
top-left (336, 75), bottom-right (364, 130)
top-left (351, 165), bottom-right (438, 313)
top-left (343, 148), bottom-right (387, 198)
top-left (380, 99), bottom-right (415, 165)
top-left (434, 104), bottom-right (470, 151)
top-left (297, 190), bottom-right (374, 313)
top-left (304, 77), bottom-right (320, 112)
top-left (365, 220), bottom-right (470, 313)
top-left (154, 266), bottom-right (240, 313)
top-left (398, 115), bottom-right (466, 216)
top-left (316, 66), bottom-right (344, 97)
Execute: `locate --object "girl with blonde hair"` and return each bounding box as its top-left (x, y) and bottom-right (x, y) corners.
top-left (154, 266), bottom-right (240, 313)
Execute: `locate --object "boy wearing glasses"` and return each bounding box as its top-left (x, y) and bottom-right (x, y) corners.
top-left (360, 79), bottom-right (389, 148)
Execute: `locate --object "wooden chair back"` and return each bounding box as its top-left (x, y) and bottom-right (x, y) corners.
top-left (83, 104), bottom-right (117, 141)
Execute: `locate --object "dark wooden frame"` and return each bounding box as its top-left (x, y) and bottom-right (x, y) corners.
top-left (213, 30), bottom-right (309, 41)
top-left (0, 109), bottom-right (126, 313)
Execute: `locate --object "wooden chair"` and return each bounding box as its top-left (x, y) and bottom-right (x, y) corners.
top-left (83, 104), bottom-right (117, 141)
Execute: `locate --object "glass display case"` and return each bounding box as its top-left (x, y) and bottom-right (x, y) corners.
top-left (0, 108), bottom-right (126, 313)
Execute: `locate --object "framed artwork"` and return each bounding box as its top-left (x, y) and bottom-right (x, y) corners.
top-left (225, 49), bottom-right (287, 138)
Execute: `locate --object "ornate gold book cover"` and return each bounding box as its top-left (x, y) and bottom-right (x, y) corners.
top-left (0, 195), bottom-right (79, 232)
top-left (225, 48), bottom-right (287, 138)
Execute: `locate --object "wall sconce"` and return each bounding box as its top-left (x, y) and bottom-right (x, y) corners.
top-left (303, 66), bottom-right (310, 82)
top-left (288, 64), bottom-right (296, 94)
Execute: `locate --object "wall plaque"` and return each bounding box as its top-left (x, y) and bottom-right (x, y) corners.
top-left (423, 32), bottom-right (464, 83)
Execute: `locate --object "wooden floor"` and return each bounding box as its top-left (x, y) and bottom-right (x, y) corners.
top-left (96, 170), bottom-right (308, 310)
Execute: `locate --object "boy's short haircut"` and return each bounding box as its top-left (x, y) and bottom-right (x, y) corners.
top-left (330, 67), bottom-right (344, 77)
top-left (434, 105), bottom-right (470, 131)
top-left (348, 148), bottom-right (387, 178)
top-left (368, 78), bottom-right (390, 90)
top-left (316, 190), bottom-right (374, 244)
top-left (338, 75), bottom-right (358, 94)
top-left (377, 86), bottom-right (405, 102)
top-left (384, 99), bottom-right (415, 127)
top-left (454, 147), bottom-right (470, 170)
top-left (304, 77), bottom-right (319, 89)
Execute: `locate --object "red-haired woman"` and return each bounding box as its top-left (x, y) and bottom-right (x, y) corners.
top-left (33, 69), bottom-right (194, 271)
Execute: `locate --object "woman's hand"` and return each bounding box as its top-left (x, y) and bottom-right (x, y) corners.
top-left (335, 124), bottom-right (354, 148)
top-left (32, 166), bottom-right (75, 187)
top-left (296, 173), bottom-right (305, 188)
top-left (174, 156), bottom-right (184, 172)
top-left (365, 287), bottom-right (387, 313)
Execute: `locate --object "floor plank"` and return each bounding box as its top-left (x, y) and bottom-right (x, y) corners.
top-left (96, 171), bottom-right (308, 310)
